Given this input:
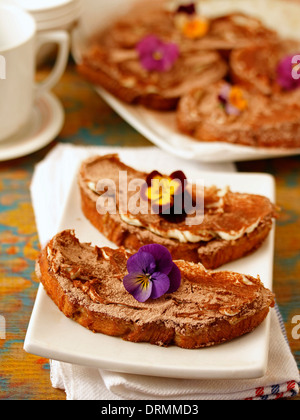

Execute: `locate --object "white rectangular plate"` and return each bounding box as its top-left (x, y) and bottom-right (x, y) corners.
top-left (70, 0), bottom-right (300, 163)
top-left (24, 155), bottom-right (276, 380)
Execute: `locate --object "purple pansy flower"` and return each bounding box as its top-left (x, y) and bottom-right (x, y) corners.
top-left (123, 244), bottom-right (181, 303)
top-left (218, 84), bottom-right (240, 116)
top-left (136, 35), bottom-right (179, 72)
top-left (277, 54), bottom-right (300, 91)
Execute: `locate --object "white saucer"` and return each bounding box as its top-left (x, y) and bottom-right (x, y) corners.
top-left (0, 92), bottom-right (64, 162)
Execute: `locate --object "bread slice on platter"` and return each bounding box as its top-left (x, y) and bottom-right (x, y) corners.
top-left (177, 80), bottom-right (300, 149)
top-left (37, 230), bottom-right (275, 349)
top-left (77, 0), bottom-right (228, 111)
top-left (78, 154), bottom-right (277, 269)
top-left (77, 0), bottom-right (278, 111)
top-left (93, 0), bottom-right (277, 52)
top-left (78, 45), bottom-right (227, 111)
top-left (78, 40), bottom-right (227, 112)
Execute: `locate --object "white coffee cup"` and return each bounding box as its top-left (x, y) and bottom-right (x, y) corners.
top-left (0, 4), bottom-right (70, 142)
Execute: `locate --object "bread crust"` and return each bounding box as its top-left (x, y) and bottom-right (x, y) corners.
top-left (37, 231), bottom-right (275, 349)
top-left (78, 61), bottom-right (180, 111)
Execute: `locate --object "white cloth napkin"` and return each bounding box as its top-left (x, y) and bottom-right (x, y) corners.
top-left (30, 143), bottom-right (300, 400)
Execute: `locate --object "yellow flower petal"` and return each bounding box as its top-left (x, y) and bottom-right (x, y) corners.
top-left (147, 177), bottom-right (176, 206)
top-left (229, 87), bottom-right (248, 111)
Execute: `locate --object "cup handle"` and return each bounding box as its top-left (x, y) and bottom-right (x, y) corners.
top-left (35, 30), bottom-right (70, 96)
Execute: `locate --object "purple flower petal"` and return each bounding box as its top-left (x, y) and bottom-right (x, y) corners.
top-left (219, 84), bottom-right (231, 102)
top-left (138, 244), bottom-right (174, 275)
top-left (177, 3), bottom-right (196, 15)
top-left (170, 170), bottom-right (187, 195)
top-left (137, 35), bottom-right (160, 57)
top-left (127, 251), bottom-right (156, 275)
top-left (123, 244), bottom-right (182, 302)
top-left (140, 55), bottom-right (160, 72)
top-left (123, 272), bottom-right (153, 303)
top-left (167, 263), bottom-right (182, 293)
top-left (225, 103), bottom-right (241, 116)
top-left (146, 171), bottom-right (163, 187)
top-left (161, 43), bottom-right (179, 71)
top-left (150, 272), bottom-right (170, 299)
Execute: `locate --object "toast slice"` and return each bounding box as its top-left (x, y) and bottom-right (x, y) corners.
top-left (78, 154), bottom-right (277, 269)
top-left (230, 40), bottom-right (300, 96)
top-left (185, 13), bottom-right (277, 51)
top-left (37, 230), bottom-right (275, 349)
top-left (91, 1), bottom-right (277, 52)
top-left (177, 80), bottom-right (300, 148)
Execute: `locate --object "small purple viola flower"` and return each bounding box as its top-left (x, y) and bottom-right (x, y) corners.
top-left (218, 84), bottom-right (240, 116)
top-left (218, 83), bottom-right (248, 116)
top-left (123, 244), bottom-right (181, 303)
top-left (176, 3), bottom-right (196, 15)
top-left (277, 54), bottom-right (300, 91)
top-left (136, 35), bottom-right (179, 72)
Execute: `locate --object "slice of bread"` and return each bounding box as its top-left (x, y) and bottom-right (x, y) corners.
top-left (78, 154), bottom-right (277, 269)
top-left (37, 230), bottom-right (275, 349)
top-left (177, 81), bottom-right (300, 148)
top-left (78, 46), bottom-right (227, 111)
top-left (191, 13), bottom-right (277, 51)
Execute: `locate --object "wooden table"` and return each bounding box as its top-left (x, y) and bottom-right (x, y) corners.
top-left (0, 61), bottom-right (299, 400)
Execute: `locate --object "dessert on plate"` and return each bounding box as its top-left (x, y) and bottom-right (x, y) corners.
top-left (37, 230), bottom-right (275, 349)
top-left (78, 154), bottom-right (277, 269)
top-left (78, 0), bottom-right (276, 110)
